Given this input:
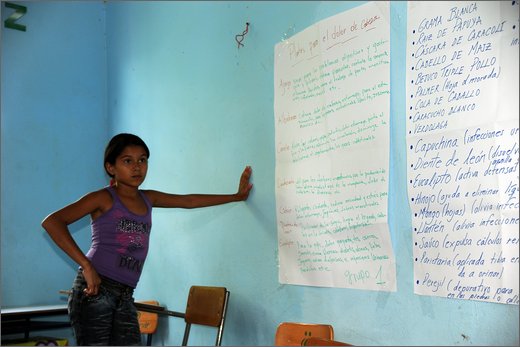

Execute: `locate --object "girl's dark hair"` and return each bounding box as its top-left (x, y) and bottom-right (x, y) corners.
top-left (104, 133), bottom-right (150, 178)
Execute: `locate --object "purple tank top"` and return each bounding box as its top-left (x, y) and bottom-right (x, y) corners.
top-left (86, 186), bottom-right (152, 288)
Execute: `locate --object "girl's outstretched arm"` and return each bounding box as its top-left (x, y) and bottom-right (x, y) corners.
top-left (145, 166), bottom-right (253, 208)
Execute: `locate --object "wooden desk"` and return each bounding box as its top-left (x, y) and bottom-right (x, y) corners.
top-left (1, 305), bottom-right (70, 339)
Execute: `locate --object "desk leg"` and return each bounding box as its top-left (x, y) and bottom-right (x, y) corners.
top-left (25, 317), bottom-right (30, 339)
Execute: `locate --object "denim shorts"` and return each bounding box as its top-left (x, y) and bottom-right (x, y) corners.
top-left (68, 270), bottom-right (141, 346)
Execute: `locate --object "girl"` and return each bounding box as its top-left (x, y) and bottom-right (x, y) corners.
top-left (41, 133), bottom-right (253, 346)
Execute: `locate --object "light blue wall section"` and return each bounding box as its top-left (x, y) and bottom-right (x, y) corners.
top-left (1, 1), bottom-right (518, 346)
top-left (103, 1), bottom-right (518, 346)
top-left (1, 1), bottom-right (107, 307)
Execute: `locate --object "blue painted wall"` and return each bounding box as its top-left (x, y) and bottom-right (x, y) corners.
top-left (1, 1), bottom-right (107, 304)
top-left (1, 1), bottom-right (518, 346)
top-left (1, 2), bottom-right (107, 342)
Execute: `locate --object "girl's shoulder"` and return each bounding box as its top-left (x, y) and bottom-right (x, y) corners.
top-left (75, 187), bottom-right (113, 210)
top-left (85, 187), bottom-right (113, 201)
top-left (140, 189), bottom-right (155, 202)
top-left (86, 187), bottom-right (114, 219)
top-left (139, 189), bottom-right (166, 207)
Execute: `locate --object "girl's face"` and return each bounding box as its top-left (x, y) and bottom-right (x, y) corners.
top-left (106, 145), bottom-right (149, 187)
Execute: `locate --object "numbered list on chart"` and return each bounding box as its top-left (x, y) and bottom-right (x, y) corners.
top-left (407, 1), bottom-right (519, 304)
top-left (274, 2), bottom-right (396, 291)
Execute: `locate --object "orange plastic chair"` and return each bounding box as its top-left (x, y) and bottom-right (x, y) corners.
top-left (136, 300), bottom-right (160, 346)
top-left (302, 337), bottom-right (353, 346)
top-left (275, 322), bottom-right (334, 346)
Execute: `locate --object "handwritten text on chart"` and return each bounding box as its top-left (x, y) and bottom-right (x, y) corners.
top-left (285, 15), bottom-right (383, 65)
top-left (275, 2), bottom-right (395, 290)
top-left (407, 1), bottom-right (519, 304)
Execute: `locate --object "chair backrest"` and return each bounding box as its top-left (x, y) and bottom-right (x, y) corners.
top-left (302, 337), bottom-right (352, 346)
top-left (275, 322), bottom-right (334, 346)
top-left (136, 300), bottom-right (159, 346)
top-left (182, 286), bottom-right (230, 346)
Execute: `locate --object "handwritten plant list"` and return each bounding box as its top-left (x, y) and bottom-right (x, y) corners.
top-left (407, 1), bottom-right (519, 304)
top-left (274, 2), bottom-right (396, 291)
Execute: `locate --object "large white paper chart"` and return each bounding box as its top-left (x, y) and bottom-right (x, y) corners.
top-left (407, 1), bottom-right (519, 305)
top-left (274, 1), bottom-right (396, 291)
